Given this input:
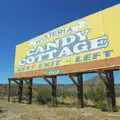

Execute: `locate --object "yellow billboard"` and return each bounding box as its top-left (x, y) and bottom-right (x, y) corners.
top-left (14, 4), bottom-right (120, 75)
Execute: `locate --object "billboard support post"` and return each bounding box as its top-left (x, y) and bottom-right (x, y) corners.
top-left (69, 73), bottom-right (84, 108)
top-left (52, 76), bottom-right (57, 106)
top-left (27, 78), bottom-right (33, 104)
top-left (105, 70), bottom-right (116, 112)
top-left (18, 80), bottom-right (23, 103)
top-left (98, 70), bottom-right (116, 111)
top-left (43, 76), bottom-right (57, 106)
top-left (8, 79), bottom-right (11, 102)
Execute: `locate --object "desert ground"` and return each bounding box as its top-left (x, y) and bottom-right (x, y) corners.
top-left (0, 78), bottom-right (120, 120)
top-left (0, 101), bottom-right (120, 120)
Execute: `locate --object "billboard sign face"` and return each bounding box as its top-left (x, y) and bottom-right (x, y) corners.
top-left (15, 4), bottom-right (120, 77)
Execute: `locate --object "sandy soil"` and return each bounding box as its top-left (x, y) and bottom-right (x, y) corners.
top-left (0, 102), bottom-right (120, 120)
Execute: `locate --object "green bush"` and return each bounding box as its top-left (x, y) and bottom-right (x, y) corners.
top-left (36, 87), bottom-right (51, 104)
top-left (57, 87), bottom-right (73, 98)
top-left (84, 82), bottom-right (107, 110)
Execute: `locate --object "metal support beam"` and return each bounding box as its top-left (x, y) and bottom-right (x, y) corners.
top-left (99, 70), bottom-right (116, 111)
top-left (69, 73), bottom-right (84, 108)
top-left (43, 76), bottom-right (53, 86)
top-left (18, 80), bottom-right (23, 103)
top-left (8, 79), bottom-right (11, 102)
top-left (43, 76), bottom-right (57, 106)
top-left (52, 76), bottom-right (57, 106)
top-left (77, 73), bottom-right (84, 108)
top-left (14, 80), bottom-right (20, 85)
top-left (106, 70), bottom-right (116, 111)
top-left (28, 78), bottom-right (32, 104)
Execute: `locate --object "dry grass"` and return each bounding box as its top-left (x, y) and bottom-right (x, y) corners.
top-left (116, 97), bottom-right (120, 105)
top-left (0, 101), bottom-right (120, 120)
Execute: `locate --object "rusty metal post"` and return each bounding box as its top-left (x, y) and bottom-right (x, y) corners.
top-left (99, 70), bottom-right (116, 111)
top-left (52, 76), bottom-right (57, 106)
top-left (8, 79), bottom-right (11, 102)
top-left (105, 70), bottom-right (116, 111)
top-left (28, 78), bottom-right (32, 104)
top-left (18, 80), bottom-right (23, 103)
top-left (77, 73), bottom-right (84, 108)
top-left (69, 73), bottom-right (84, 108)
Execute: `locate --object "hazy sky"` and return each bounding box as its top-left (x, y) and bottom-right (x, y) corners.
top-left (0, 0), bottom-right (119, 84)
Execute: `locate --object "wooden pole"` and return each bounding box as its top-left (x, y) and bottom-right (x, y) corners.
top-left (28, 78), bottom-right (32, 104)
top-left (69, 73), bottom-right (84, 108)
top-left (18, 80), bottom-right (23, 103)
top-left (77, 73), bottom-right (84, 108)
top-left (99, 70), bottom-right (116, 111)
top-left (52, 76), bottom-right (57, 106)
top-left (105, 70), bottom-right (116, 111)
top-left (8, 79), bottom-right (11, 102)
top-left (42, 76), bottom-right (57, 106)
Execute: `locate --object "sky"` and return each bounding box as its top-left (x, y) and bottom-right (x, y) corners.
top-left (0, 0), bottom-right (119, 84)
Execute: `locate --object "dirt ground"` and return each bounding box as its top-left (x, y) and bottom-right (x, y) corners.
top-left (0, 102), bottom-right (120, 120)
